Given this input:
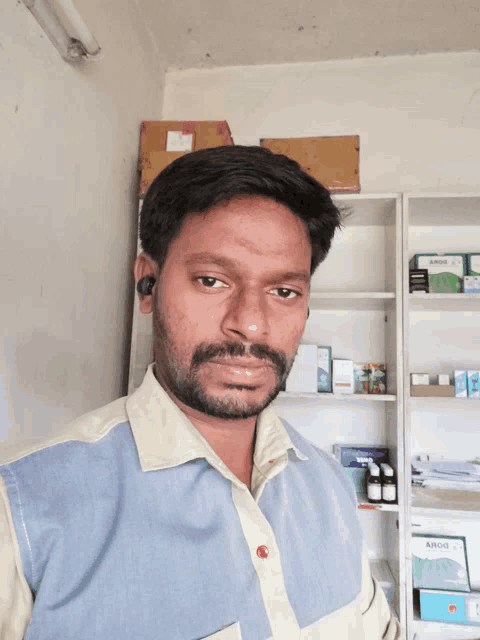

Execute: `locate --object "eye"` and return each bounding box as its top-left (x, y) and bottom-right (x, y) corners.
top-left (196, 276), bottom-right (228, 289)
top-left (272, 288), bottom-right (301, 299)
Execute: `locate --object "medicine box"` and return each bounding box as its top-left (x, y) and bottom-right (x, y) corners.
top-left (409, 268), bottom-right (429, 294)
top-left (467, 253), bottom-right (480, 276)
top-left (317, 346), bottom-right (332, 393)
top-left (285, 345), bottom-right (318, 393)
top-left (333, 444), bottom-right (391, 493)
top-left (412, 534), bottom-right (470, 592)
top-left (475, 276), bottom-right (480, 294)
top-left (467, 370), bottom-right (480, 399)
top-left (353, 364), bottom-right (370, 394)
top-left (332, 359), bottom-right (354, 394)
top-left (369, 364), bottom-right (387, 394)
top-left (464, 276), bottom-right (476, 294)
top-left (409, 254), bottom-right (466, 293)
top-left (411, 373), bottom-right (429, 386)
top-left (454, 370), bottom-right (468, 398)
top-left (419, 590), bottom-right (480, 625)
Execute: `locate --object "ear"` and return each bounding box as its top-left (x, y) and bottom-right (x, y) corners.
top-left (134, 253), bottom-right (157, 315)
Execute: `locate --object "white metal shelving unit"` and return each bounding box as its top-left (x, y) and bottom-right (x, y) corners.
top-left (403, 192), bottom-right (480, 640)
top-left (128, 190), bottom-right (480, 638)
top-left (272, 192), bottom-right (406, 626)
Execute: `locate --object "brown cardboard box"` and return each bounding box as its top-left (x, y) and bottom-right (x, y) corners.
top-left (410, 385), bottom-right (456, 397)
top-left (260, 135), bottom-right (359, 192)
top-left (138, 121), bottom-right (234, 197)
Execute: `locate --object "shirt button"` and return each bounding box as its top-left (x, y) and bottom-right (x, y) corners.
top-left (256, 545), bottom-right (269, 559)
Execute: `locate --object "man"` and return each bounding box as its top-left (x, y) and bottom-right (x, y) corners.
top-left (0, 146), bottom-right (402, 639)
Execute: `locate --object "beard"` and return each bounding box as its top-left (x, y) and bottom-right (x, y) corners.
top-left (152, 307), bottom-right (297, 420)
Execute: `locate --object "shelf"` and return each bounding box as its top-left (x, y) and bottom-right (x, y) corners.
top-left (357, 497), bottom-right (399, 512)
top-left (310, 291), bottom-right (396, 311)
top-left (410, 396), bottom-right (480, 403)
top-left (409, 294), bottom-right (480, 312)
top-left (413, 616), bottom-right (480, 639)
top-left (411, 486), bottom-right (480, 518)
top-left (332, 193), bottom-right (399, 226)
top-left (277, 392), bottom-right (396, 402)
top-left (406, 193), bottom-right (480, 226)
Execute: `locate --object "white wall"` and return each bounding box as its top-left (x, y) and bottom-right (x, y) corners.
top-left (163, 51), bottom-right (480, 192)
top-left (1, 0), bottom-right (164, 448)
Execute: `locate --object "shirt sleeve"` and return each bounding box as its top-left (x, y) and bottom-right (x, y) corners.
top-left (360, 544), bottom-right (405, 640)
top-left (0, 473), bottom-right (33, 639)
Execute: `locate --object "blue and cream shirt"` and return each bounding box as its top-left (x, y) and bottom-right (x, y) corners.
top-left (0, 364), bottom-right (401, 639)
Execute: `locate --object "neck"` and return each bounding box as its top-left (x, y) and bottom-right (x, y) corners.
top-left (158, 380), bottom-right (258, 488)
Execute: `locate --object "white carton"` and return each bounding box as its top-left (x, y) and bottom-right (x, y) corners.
top-left (332, 359), bottom-right (354, 394)
top-left (285, 345), bottom-right (318, 393)
top-left (411, 373), bottom-right (429, 386)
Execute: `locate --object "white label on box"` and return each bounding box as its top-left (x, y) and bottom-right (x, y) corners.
top-left (166, 131), bottom-right (194, 152)
top-left (438, 374), bottom-right (450, 386)
top-left (417, 255), bottom-right (464, 275)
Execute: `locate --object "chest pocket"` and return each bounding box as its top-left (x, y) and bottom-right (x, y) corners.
top-left (200, 621), bottom-right (242, 640)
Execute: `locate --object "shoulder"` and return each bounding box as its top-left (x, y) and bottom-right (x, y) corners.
top-left (280, 418), bottom-right (358, 507)
top-left (0, 396), bottom-right (129, 467)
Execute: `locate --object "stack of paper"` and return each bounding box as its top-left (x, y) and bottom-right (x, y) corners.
top-left (412, 459), bottom-right (480, 492)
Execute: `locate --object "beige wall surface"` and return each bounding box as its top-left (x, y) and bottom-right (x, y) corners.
top-left (0, 0), bottom-right (164, 447)
top-left (163, 51), bottom-right (480, 192)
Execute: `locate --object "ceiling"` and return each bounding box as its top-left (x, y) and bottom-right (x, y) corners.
top-left (139, 0), bottom-right (480, 71)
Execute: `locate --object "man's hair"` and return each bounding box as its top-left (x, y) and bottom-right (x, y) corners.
top-left (139, 145), bottom-right (344, 275)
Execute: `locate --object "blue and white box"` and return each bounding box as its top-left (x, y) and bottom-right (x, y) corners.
top-left (454, 370), bottom-right (468, 398)
top-left (467, 371), bottom-right (480, 399)
top-left (333, 444), bottom-right (391, 493)
top-left (420, 590), bottom-right (480, 625)
top-left (464, 276), bottom-right (476, 294)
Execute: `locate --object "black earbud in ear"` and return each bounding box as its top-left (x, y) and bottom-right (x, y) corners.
top-left (137, 275), bottom-right (156, 296)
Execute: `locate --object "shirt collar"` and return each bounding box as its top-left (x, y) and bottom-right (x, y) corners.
top-left (126, 364), bottom-right (308, 482)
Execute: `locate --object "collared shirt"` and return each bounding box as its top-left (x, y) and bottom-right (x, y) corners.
top-left (0, 364), bottom-right (402, 639)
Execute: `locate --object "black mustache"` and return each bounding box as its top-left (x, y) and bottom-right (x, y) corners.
top-left (191, 342), bottom-right (287, 375)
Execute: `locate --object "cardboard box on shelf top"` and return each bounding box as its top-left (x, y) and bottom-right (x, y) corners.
top-left (260, 135), bottom-right (360, 193)
top-left (138, 121), bottom-right (234, 198)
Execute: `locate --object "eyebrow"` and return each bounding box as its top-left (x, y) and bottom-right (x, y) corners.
top-left (183, 252), bottom-right (311, 284)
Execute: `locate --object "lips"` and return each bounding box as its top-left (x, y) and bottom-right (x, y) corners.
top-left (209, 359), bottom-right (273, 369)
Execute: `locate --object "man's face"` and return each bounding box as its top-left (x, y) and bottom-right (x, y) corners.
top-left (152, 196), bottom-right (311, 420)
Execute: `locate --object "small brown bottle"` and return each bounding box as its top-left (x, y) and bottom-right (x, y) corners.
top-left (367, 463), bottom-right (382, 504)
top-left (380, 463), bottom-right (397, 504)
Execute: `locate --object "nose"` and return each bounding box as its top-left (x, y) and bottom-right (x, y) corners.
top-left (221, 288), bottom-right (269, 341)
